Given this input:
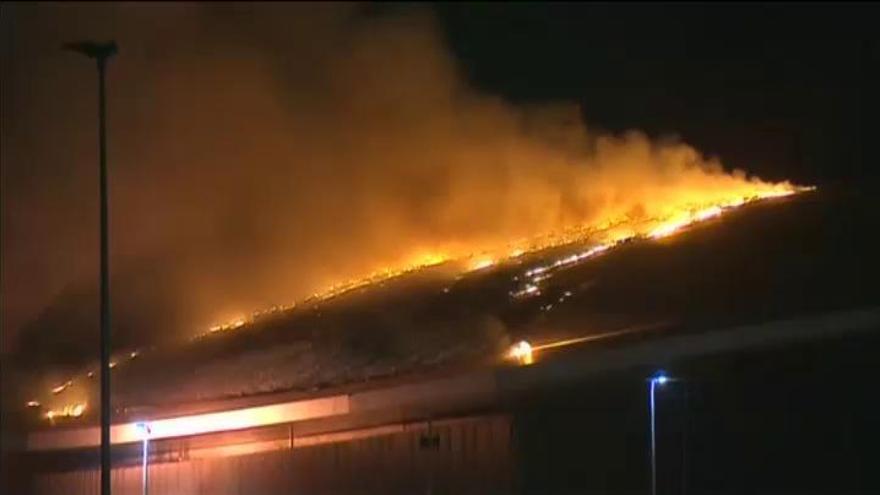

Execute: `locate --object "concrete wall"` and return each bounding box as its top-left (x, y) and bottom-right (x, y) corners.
top-left (30, 414), bottom-right (514, 495)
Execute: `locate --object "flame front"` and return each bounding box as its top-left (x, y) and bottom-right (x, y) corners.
top-left (28, 180), bottom-right (813, 422)
top-left (45, 402), bottom-right (87, 421)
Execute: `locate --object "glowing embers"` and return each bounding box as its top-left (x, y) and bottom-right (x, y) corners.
top-left (27, 183), bottom-right (815, 424)
top-left (191, 182), bottom-right (813, 343)
top-left (208, 317), bottom-right (247, 334)
top-left (46, 403), bottom-right (86, 421)
top-left (51, 381), bottom-right (72, 395)
top-left (510, 243), bottom-right (611, 301)
top-left (196, 253), bottom-right (451, 339)
top-left (509, 186), bottom-right (814, 303)
top-left (468, 257), bottom-right (496, 271)
top-left (510, 283), bottom-right (541, 299)
top-left (507, 340), bottom-right (534, 365)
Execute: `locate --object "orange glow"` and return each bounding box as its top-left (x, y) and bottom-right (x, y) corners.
top-left (45, 402), bottom-right (86, 421)
top-left (208, 316), bottom-right (247, 334)
top-left (28, 395), bottom-right (349, 451)
top-left (469, 257), bottom-right (496, 271)
top-left (649, 205), bottom-right (724, 239)
top-left (12, 9), bottom-right (819, 419)
top-left (195, 252), bottom-right (451, 338)
top-left (51, 381), bottom-right (72, 395)
top-left (188, 183), bottom-right (811, 342)
top-left (30, 185), bottom-right (814, 419)
top-left (506, 325), bottom-right (665, 364)
top-left (532, 326), bottom-right (650, 352)
top-left (507, 340), bottom-right (534, 365)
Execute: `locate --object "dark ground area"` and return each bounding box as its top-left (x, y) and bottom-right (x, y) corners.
top-left (515, 327), bottom-right (880, 494)
top-left (509, 187), bottom-right (880, 493)
top-left (545, 186), bottom-right (880, 333)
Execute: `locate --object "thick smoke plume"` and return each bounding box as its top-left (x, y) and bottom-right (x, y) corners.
top-left (1, 4), bottom-right (793, 369)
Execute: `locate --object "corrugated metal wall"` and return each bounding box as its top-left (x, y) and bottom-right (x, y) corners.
top-left (32, 414), bottom-right (514, 495)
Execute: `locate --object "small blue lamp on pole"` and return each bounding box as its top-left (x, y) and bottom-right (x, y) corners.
top-left (135, 422), bottom-right (152, 495)
top-left (649, 371), bottom-right (672, 495)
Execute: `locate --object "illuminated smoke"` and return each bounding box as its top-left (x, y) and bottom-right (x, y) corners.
top-left (3, 4), bottom-right (806, 371)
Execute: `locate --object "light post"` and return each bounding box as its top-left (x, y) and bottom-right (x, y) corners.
top-left (649, 371), bottom-right (671, 495)
top-left (136, 422), bottom-right (152, 495)
top-left (63, 40), bottom-right (118, 495)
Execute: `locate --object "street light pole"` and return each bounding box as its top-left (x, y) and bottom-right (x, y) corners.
top-left (136, 423), bottom-right (152, 495)
top-left (63, 40), bottom-right (118, 495)
top-left (649, 372), bottom-right (669, 495)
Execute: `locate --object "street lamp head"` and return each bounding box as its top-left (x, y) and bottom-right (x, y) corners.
top-left (63, 41), bottom-right (118, 61)
top-left (650, 371), bottom-right (670, 385)
top-left (135, 421), bottom-right (152, 439)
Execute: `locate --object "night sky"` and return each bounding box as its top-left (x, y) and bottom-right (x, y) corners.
top-left (433, 3), bottom-right (877, 184)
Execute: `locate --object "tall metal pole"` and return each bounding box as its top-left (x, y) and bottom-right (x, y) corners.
top-left (681, 384), bottom-right (689, 495)
top-left (650, 379), bottom-right (658, 495)
top-left (97, 53), bottom-right (112, 495)
top-left (141, 438), bottom-right (150, 495)
top-left (63, 40), bottom-right (118, 495)
top-left (141, 437), bottom-right (149, 495)
top-left (136, 423), bottom-right (151, 495)
top-left (648, 373), bottom-right (669, 495)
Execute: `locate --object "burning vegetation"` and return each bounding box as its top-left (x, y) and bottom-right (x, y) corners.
top-left (28, 185), bottom-right (812, 421)
top-left (5, 5), bottom-right (813, 419)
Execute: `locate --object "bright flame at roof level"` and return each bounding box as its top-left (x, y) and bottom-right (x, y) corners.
top-left (30, 184), bottom-right (812, 422)
top-left (469, 258), bottom-right (496, 271)
top-left (200, 184), bottom-right (811, 337)
top-left (46, 403), bottom-right (86, 421)
top-left (508, 341), bottom-right (534, 365)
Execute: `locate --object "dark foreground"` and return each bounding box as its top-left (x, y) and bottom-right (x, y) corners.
top-left (10, 310), bottom-right (879, 495)
top-left (517, 323), bottom-right (880, 494)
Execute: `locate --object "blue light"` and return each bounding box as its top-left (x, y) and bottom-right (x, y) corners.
top-left (135, 421), bottom-right (151, 438)
top-left (648, 371), bottom-right (671, 495)
top-left (136, 421), bottom-right (152, 495)
top-left (650, 371), bottom-right (670, 385)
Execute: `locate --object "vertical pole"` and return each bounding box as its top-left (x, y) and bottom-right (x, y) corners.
top-left (141, 438), bottom-right (150, 495)
top-left (681, 385), bottom-right (689, 495)
top-left (289, 424), bottom-right (294, 450)
top-left (650, 380), bottom-right (657, 495)
top-left (141, 438), bottom-right (149, 495)
top-left (98, 56), bottom-right (112, 495)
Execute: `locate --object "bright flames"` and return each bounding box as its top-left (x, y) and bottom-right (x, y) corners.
top-left (195, 182), bottom-right (811, 340)
top-left (30, 182), bottom-right (813, 423)
top-left (508, 340), bottom-right (534, 365)
top-left (45, 403), bottom-right (86, 421)
top-left (469, 257), bottom-right (496, 271)
top-left (505, 325), bottom-right (667, 365)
